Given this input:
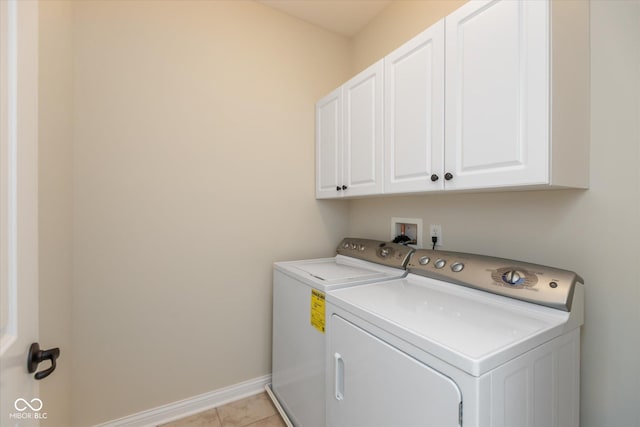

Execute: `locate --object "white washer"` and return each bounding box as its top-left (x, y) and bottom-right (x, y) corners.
top-left (326, 249), bottom-right (584, 427)
top-left (269, 238), bottom-right (414, 427)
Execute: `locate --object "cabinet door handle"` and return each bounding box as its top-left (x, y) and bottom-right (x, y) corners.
top-left (445, 172), bottom-right (453, 181)
top-left (341, 185), bottom-right (348, 190)
top-left (334, 352), bottom-right (344, 401)
top-left (430, 174), bottom-right (439, 182)
top-left (336, 186), bottom-right (341, 191)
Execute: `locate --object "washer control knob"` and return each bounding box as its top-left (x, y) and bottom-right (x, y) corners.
top-left (359, 244), bottom-right (366, 251)
top-left (419, 256), bottom-right (430, 265)
top-left (434, 259), bottom-right (446, 269)
top-left (350, 243), bottom-right (357, 250)
top-left (503, 270), bottom-right (522, 285)
top-left (451, 262), bottom-right (464, 272)
top-left (380, 247), bottom-right (390, 257)
top-left (342, 242), bottom-right (349, 249)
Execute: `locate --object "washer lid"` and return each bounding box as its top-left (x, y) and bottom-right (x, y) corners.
top-left (275, 256), bottom-right (407, 291)
top-left (292, 262), bottom-right (382, 283)
top-left (327, 274), bottom-right (572, 376)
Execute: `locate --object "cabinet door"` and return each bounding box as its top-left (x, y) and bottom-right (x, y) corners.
top-left (444, 0), bottom-right (549, 190)
top-left (385, 20), bottom-right (445, 194)
top-left (316, 88), bottom-right (342, 199)
top-left (342, 60), bottom-right (384, 197)
top-left (328, 315), bottom-right (462, 427)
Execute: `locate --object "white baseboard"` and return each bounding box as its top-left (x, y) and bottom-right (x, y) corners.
top-left (95, 374), bottom-right (271, 427)
top-left (264, 384), bottom-right (293, 427)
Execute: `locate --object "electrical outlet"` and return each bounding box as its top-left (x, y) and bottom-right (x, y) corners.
top-left (430, 224), bottom-right (443, 247)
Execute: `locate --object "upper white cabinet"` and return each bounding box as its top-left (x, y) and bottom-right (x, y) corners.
top-left (384, 20), bottom-right (445, 193)
top-left (316, 0), bottom-right (589, 198)
top-left (316, 88), bottom-right (342, 198)
top-left (316, 60), bottom-right (383, 199)
top-left (443, 0), bottom-right (589, 191)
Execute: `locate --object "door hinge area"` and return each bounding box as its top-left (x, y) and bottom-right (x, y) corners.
top-left (459, 401), bottom-right (463, 426)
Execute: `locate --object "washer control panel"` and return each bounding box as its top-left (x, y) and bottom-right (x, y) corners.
top-left (407, 249), bottom-right (583, 312)
top-left (337, 238), bottom-right (414, 269)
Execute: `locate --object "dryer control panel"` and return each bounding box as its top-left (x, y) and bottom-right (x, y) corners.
top-left (337, 238), bottom-right (414, 269)
top-left (407, 249), bottom-right (583, 312)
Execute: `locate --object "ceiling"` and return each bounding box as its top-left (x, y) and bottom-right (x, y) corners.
top-left (258, 0), bottom-right (393, 37)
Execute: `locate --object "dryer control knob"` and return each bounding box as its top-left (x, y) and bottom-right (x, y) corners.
top-left (434, 259), bottom-right (446, 269)
top-left (380, 248), bottom-right (390, 257)
top-left (503, 270), bottom-right (522, 285)
top-left (419, 256), bottom-right (430, 265)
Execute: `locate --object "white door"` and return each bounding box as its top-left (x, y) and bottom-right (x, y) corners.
top-left (384, 20), bottom-right (445, 194)
top-left (444, 0), bottom-right (549, 190)
top-left (328, 315), bottom-right (462, 427)
top-left (1, 1), bottom-right (45, 424)
top-left (315, 88), bottom-right (342, 199)
top-left (342, 60), bottom-right (383, 197)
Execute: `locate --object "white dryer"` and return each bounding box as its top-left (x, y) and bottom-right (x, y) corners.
top-left (326, 249), bottom-right (584, 427)
top-left (269, 238), bottom-right (414, 427)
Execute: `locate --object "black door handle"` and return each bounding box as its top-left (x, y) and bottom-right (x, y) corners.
top-left (27, 342), bottom-right (60, 380)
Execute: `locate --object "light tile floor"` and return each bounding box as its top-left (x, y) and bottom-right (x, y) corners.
top-left (159, 392), bottom-right (286, 427)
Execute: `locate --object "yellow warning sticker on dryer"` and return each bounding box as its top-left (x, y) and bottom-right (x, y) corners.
top-left (310, 289), bottom-right (326, 334)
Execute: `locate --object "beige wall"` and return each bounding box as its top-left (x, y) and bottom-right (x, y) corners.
top-left (39, 2), bottom-right (73, 426)
top-left (67, 1), bottom-right (349, 425)
top-left (346, 1), bottom-right (640, 426)
top-left (350, 0), bottom-right (465, 74)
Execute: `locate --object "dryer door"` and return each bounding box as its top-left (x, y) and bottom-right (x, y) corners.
top-left (329, 314), bottom-right (462, 427)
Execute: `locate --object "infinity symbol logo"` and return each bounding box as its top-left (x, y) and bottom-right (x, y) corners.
top-left (14, 398), bottom-right (43, 412)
